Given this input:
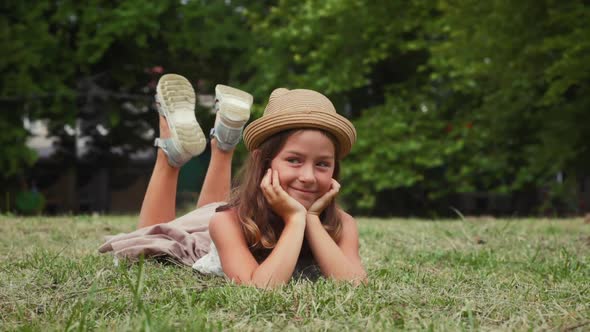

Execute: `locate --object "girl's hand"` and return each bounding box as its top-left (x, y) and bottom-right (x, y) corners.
top-left (260, 169), bottom-right (307, 222)
top-left (307, 179), bottom-right (341, 216)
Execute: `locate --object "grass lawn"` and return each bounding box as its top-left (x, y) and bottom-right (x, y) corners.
top-left (0, 214), bottom-right (588, 331)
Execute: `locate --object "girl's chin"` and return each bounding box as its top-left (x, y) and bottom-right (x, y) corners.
top-left (292, 196), bottom-right (314, 209)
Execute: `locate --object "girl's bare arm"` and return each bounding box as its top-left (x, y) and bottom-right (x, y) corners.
top-left (305, 211), bottom-right (367, 284)
top-left (209, 211), bottom-right (306, 288)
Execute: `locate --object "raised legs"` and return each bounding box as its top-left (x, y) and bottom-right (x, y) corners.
top-left (137, 76), bottom-right (250, 229)
top-left (138, 117), bottom-right (235, 228)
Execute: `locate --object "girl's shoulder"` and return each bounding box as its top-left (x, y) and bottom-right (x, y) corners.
top-left (211, 207), bottom-right (240, 226)
top-left (334, 207), bottom-right (361, 246)
top-left (209, 207), bottom-right (245, 243)
top-left (336, 207), bottom-right (356, 223)
top-left (209, 208), bottom-right (248, 257)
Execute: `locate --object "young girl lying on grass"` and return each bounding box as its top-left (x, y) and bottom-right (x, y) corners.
top-left (99, 74), bottom-right (367, 288)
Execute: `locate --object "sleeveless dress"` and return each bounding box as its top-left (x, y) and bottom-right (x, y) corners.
top-left (99, 202), bottom-right (223, 272)
top-left (99, 202), bottom-right (321, 280)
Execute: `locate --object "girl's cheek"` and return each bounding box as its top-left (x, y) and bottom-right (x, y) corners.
top-left (278, 175), bottom-right (289, 190)
top-left (323, 174), bottom-right (335, 190)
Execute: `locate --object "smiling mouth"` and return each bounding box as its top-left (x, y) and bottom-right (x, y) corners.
top-left (291, 188), bottom-right (317, 194)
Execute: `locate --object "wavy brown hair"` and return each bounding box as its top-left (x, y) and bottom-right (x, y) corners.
top-left (217, 129), bottom-right (343, 257)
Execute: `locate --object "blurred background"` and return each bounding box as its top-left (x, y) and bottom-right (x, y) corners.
top-left (1, 0), bottom-right (588, 217)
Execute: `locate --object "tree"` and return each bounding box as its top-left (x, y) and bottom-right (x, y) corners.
top-left (2, 0), bottom-right (587, 215)
top-left (0, 0), bottom-right (259, 207)
top-left (427, 0), bottom-right (590, 212)
top-left (246, 0), bottom-right (590, 215)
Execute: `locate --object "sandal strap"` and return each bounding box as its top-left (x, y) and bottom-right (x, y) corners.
top-left (211, 121), bottom-right (244, 151)
top-left (154, 137), bottom-right (190, 168)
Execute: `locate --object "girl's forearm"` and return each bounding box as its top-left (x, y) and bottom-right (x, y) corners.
top-left (305, 215), bottom-right (367, 283)
top-left (249, 214), bottom-right (306, 288)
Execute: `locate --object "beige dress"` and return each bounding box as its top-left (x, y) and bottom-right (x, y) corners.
top-left (99, 201), bottom-right (322, 280)
top-left (99, 202), bottom-right (224, 275)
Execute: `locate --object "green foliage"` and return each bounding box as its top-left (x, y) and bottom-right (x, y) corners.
top-left (423, 0), bottom-right (590, 212)
top-left (343, 100), bottom-right (443, 210)
top-left (245, 0), bottom-right (589, 213)
top-left (246, 0), bottom-right (431, 95)
top-left (0, 0), bottom-right (255, 182)
top-left (0, 116), bottom-right (37, 177)
top-left (1, 0), bottom-right (588, 214)
top-left (14, 190), bottom-right (46, 215)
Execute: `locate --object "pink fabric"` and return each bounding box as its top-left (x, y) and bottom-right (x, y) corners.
top-left (98, 202), bottom-right (224, 266)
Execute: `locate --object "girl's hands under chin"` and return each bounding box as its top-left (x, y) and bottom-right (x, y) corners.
top-left (260, 169), bottom-right (307, 223)
top-left (307, 179), bottom-right (341, 216)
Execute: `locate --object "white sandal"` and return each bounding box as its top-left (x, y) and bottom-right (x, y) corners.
top-left (211, 84), bottom-right (253, 151)
top-left (155, 74), bottom-right (206, 167)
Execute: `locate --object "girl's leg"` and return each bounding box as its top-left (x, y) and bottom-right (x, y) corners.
top-left (195, 84), bottom-right (252, 208)
top-left (196, 139), bottom-right (234, 208)
top-left (138, 116), bottom-right (180, 228)
top-left (137, 74), bottom-right (206, 228)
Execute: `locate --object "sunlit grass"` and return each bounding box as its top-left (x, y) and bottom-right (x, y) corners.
top-left (0, 214), bottom-right (588, 331)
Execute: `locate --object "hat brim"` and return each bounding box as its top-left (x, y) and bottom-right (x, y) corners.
top-left (243, 110), bottom-right (356, 158)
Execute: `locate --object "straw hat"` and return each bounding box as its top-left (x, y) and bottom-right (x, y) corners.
top-left (243, 88), bottom-right (356, 157)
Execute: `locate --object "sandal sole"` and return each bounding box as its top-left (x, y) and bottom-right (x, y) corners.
top-left (215, 84), bottom-right (253, 126)
top-left (156, 74), bottom-right (206, 156)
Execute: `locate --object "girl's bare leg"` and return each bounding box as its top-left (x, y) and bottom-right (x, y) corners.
top-left (195, 84), bottom-right (252, 208)
top-left (138, 116), bottom-right (179, 228)
top-left (196, 139), bottom-right (234, 208)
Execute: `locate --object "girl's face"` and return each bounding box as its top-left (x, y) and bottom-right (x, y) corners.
top-left (270, 130), bottom-right (336, 209)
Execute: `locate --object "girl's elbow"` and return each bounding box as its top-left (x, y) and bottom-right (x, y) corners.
top-left (329, 269), bottom-right (368, 286)
top-left (230, 271), bottom-right (288, 289)
top-left (347, 271), bottom-right (368, 286)
top-left (355, 272), bottom-right (369, 285)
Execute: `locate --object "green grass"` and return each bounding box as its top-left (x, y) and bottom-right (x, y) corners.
top-left (0, 214), bottom-right (588, 331)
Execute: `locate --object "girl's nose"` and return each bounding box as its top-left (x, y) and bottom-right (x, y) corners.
top-left (298, 164), bottom-right (316, 183)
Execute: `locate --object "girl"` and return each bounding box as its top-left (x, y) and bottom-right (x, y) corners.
top-left (100, 74), bottom-right (367, 288)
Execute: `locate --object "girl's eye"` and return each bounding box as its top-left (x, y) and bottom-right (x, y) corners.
top-left (287, 158), bottom-right (301, 164)
top-left (317, 161), bottom-right (331, 168)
